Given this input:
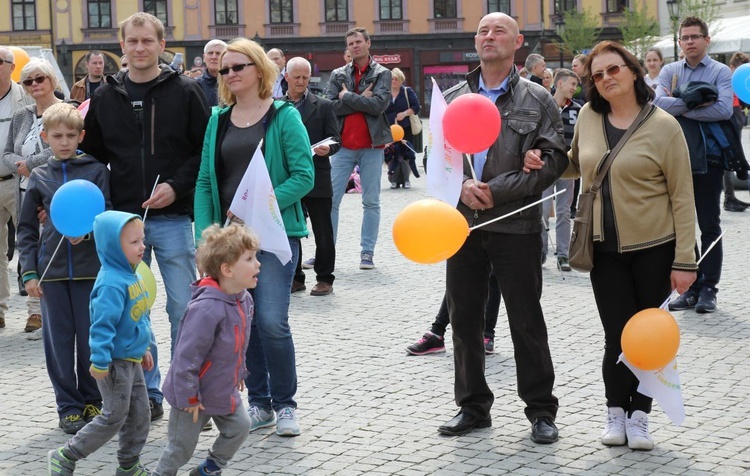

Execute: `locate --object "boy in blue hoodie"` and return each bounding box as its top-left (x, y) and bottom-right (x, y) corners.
top-left (153, 224), bottom-right (258, 476)
top-left (17, 103), bottom-right (111, 435)
top-left (48, 211), bottom-right (154, 476)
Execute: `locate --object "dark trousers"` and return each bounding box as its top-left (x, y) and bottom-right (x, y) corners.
top-left (589, 242), bottom-right (674, 414)
top-left (294, 197), bottom-right (335, 285)
top-left (691, 164), bottom-right (723, 290)
top-left (446, 231), bottom-right (558, 422)
top-left (40, 280), bottom-right (101, 417)
top-left (431, 272), bottom-right (500, 339)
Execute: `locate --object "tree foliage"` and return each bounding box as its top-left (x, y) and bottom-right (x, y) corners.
top-left (555, 9), bottom-right (601, 56)
top-left (621, 3), bottom-right (659, 59)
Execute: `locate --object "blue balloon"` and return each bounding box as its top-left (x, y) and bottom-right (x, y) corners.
top-left (50, 179), bottom-right (105, 237)
top-left (732, 63), bottom-right (750, 105)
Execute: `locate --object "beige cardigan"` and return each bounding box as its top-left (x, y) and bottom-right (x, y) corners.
top-left (565, 103), bottom-right (697, 270)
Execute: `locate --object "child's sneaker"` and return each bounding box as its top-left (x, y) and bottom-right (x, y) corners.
top-left (48, 448), bottom-right (75, 476)
top-left (247, 406), bottom-right (276, 431)
top-left (189, 460), bottom-right (221, 475)
top-left (275, 407), bottom-right (300, 436)
top-left (59, 414), bottom-right (86, 434)
top-left (406, 332), bottom-right (445, 355)
top-left (83, 404), bottom-right (102, 423)
top-left (115, 462), bottom-right (151, 476)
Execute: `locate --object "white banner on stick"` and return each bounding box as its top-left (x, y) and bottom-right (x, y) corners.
top-left (426, 77), bottom-right (464, 207)
top-left (619, 353), bottom-right (685, 425)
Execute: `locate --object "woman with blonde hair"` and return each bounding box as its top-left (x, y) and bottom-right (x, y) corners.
top-left (194, 37), bottom-right (313, 438)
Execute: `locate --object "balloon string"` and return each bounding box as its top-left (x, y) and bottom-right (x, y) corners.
top-left (464, 154), bottom-right (478, 184)
top-left (468, 188), bottom-right (565, 232)
top-left (659, 230), bottom-right (726, 309)
top-left (38, 235), bottom-right (66, 284)
top-left (142, 174), bottom-right (161, 224)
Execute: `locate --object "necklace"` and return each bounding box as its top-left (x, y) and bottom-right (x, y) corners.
top-left (235, 102), bottom-right (264, 127)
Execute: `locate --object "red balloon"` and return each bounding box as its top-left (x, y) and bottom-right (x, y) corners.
top-left (442, 93), bottom-right (502, 154)
top-left (77, 99), bottom-right (90, 119)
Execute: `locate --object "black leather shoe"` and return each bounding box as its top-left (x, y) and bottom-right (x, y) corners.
top-left (438, 411), bottom-right (491, 436)
top-left (734, 197), bottom-right (750, 207)
top-left (723, 199), bottom-right (747, 212)
top-left (531, 416), bottom-right (559, 443)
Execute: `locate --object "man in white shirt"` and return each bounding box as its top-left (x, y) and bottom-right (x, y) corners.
top-left (267, 48), bottom-right (287, 98)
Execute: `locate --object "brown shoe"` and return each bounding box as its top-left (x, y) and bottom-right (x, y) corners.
top-left (310, 282), bottom-right (333, 296)
top-left (24, 314), bottom-right (42, 332)
top-left (291, 281), bottom-right (306, 293)
top-left (0, 316), bottom-right (5, 328)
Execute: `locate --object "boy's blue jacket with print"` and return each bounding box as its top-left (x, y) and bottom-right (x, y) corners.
top-left (162, 277), bottom-right (253, 415)
top-left (89, 211), bottom-right (153, 371)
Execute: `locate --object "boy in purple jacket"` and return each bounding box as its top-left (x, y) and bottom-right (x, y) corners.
top-left (153, 224), bottom-right (259, 476)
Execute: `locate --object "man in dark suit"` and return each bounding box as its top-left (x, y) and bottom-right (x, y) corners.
top-left (286, 57), bottom-right (341, 296)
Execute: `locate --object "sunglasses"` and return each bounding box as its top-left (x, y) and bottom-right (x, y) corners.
top-left (22, 76), bottom-right (47, 86)
top-left (0, 59), bottom-right (13, 66)
top-left (591, 64), bottom-right (627, 83)
top-left (218, 63), bottom-right (255, 76)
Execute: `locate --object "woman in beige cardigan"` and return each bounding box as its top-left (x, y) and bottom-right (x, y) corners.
top-left (524, 41), bottom-right (697, 451)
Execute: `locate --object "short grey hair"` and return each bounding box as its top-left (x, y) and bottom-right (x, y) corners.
top-left (286, 57), bottom-right (311, 74)
top-left (21, 58), bottom-right (59, 91)
top-left (204, 39), bottom-right (227, 53)
top-left (525, 53), bottom-right (544, 71)
top-left (0, 46), bottom-right (13, 64)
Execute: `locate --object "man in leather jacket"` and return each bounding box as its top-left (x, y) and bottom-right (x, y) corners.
top-left (325, 28), bottom-right (391, 270)
top-left (436, 12), bottom-right (567, 444)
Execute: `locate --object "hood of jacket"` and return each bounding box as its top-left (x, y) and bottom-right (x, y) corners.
top-left (93, 210), bottom-right (141, 274)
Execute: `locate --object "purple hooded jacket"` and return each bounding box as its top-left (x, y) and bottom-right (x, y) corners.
top-left (162, 277), bottom-right (253, 415)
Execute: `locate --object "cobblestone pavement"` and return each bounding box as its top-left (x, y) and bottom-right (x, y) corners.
top-left (1, 129), bottom-right (749, 475)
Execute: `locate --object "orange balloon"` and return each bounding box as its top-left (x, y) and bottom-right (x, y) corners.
top-left (8, 47), bottom-right (31, 83)
top-left (391, 124), bottom-right (405, 142)
top-left (621, 308), bottom-right (680, 371)
top-left (392, 199), bottom-right (469, 264)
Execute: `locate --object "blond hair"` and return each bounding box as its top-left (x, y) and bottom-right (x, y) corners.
top-left (198, 224), bottom-right (260, 280)
top-left (42, 103), bottom-right (84, 132)
top-left (217, 38), bottom-right (277, 106)
top-left (391, 67), bottom-right (405, 83)
top-left (119, 12), bottom-right (165, 42)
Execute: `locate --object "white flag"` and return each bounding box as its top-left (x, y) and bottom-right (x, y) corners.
top-left (427, 77), bottom-right (464, 207)
top-left (619, 353), bottom-right (685, 425)
top-left (229, 142), bottom-right (292, 264)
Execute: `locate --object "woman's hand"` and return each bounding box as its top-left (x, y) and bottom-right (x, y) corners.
top-left (396, 112), bottom-right (407, 122)
top-left (671, 270), bottom-right (697, 295)
top-left (522, 149), bottom-right (544, 173)
top-left (16, 160), bottom-right (30, 177)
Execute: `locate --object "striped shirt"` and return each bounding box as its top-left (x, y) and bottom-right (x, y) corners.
top-left (559, 99), bottom-right (580, 151)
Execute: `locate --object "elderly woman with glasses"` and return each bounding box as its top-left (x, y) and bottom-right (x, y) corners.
top-left (524, 41), bottom-right (697, 451)
top-left (193, 37), bottom-right (313, 439)
top-left (2, 58), bottom-right (61, 334)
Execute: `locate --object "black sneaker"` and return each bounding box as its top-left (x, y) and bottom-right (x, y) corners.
top-left (668, 288), bottom-right (699, 311)
top-left (557, 256), bottom-right (571, 272)
top-left (696, 287), bottom-right (717, 314)
top-left (484, 337), bottom-right (494, 355)
top-left (150, 399), bottom-right (164, 421)
top-left (406, 332), bottom-right (445, 355)
top-left (59, 414), bottom-right (86, 434)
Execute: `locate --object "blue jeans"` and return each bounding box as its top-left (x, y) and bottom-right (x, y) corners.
top-left (330, 147), bottom-right (384, 254)
top-left (245, 237), bottom-right (300, 411)
top-left (141, 214), bottom-right (196, 403)
top-left (542, 179), bottom-right (575, 257)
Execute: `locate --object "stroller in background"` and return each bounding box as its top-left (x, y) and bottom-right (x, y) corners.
top-left (385, 140), bottom-right (420, 189)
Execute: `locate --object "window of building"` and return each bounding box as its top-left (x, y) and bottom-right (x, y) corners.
top-left (88, 0), bottom-right (112, 28)
top-left (434, 0), bottom-right (457, 18)
top-left (216, 0), bottom-right (239, 24)
top-left (270, 0), bottom-right (293, 23)
top-left (487, 0), bottom-right (510, 14)
top-left (606, 0), bottom-right (627, 13)
top-left (12, 0), bottom-right (36, 31)
top-left (144, 0), bottom-right (168, 25)
top-left (325, 0), bottom-right (348, 22)
top-left (380, 0), bottom-right (402, 20)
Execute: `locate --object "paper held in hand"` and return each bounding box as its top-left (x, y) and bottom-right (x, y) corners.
top-left (311, 137), bottom-right (338, 154)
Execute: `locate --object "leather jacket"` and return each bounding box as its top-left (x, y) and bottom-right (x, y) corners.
top-left (443, 66), bottom-right (568, 234)
top-left (325, 57), bottom-right (392, 147)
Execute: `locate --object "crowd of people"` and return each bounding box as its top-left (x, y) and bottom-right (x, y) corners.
top-left (0, 8), bottom-right (747, 475)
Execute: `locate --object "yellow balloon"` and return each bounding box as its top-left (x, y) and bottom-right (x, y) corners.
top-left (392, 199), bottom-right (469, 264)
top-left (621, 308), bottom-right (680, 371)
top-left (8, 47), bottom-right (30, 83)
top-left (391, 124), bottom-right (405, 142)
top-left (136, 262), bottom-right (157, 309)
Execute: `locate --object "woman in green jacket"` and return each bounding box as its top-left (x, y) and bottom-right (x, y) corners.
top-left (194, 38), bottom-right (313, 438)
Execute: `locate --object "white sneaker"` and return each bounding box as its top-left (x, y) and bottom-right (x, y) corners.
top-left (275, 407), bottom-right (300, 436)
top-left (27, 328), bottom-right (43, 341)
top-left (626, 410), bottom-right (654, 450)
top-left (247, 406), bottom-right (276, 431)
top-left (601, 407), bottom-right (626, 446)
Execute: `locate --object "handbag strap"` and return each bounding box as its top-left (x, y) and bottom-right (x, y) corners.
top-left (404, 87), bottom-right (411, 110)
top-left (589, 104), bottom-right (654, 193)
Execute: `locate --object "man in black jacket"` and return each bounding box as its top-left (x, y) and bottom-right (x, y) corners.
top-left (81, 12), bottom-right (209, 421)
top-left (194, 39), bottom-right (226, 107)
top-left (286, 57), bottom-right (340, 296)
top-left (437, 12), bottom-right (566, 443)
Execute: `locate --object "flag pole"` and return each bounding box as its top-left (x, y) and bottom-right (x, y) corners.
top-left (468, 189), bottom-right (565, 231)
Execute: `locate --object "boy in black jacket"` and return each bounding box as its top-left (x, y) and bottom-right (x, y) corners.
top-left (17, 103), bottom-right (111, 435)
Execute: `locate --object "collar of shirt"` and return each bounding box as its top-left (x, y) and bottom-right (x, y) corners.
top-left (682, 54), bottom-right (711, 71)
top-left (477, 74), bottom-right (510, 104)
top-left (286, 89), bottom-right (308, 109)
